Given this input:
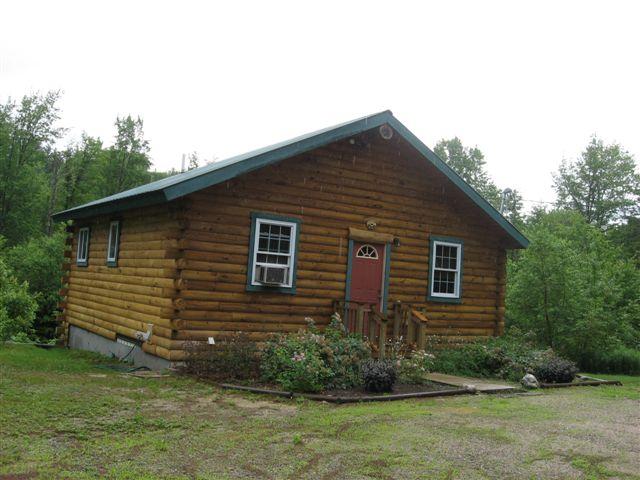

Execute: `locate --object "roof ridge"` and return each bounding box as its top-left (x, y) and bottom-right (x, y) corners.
top-left (52, 110), bottom-right (528, 248)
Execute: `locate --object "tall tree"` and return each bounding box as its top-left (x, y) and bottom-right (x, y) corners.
top-left (554, 136), bottom-right (640, 228)
top-left (608, 216), bottom-right (640, 265)
top-left (434, 137), bottom-right (523, 226)
top-left (0, 92), bottom-right (63, 243)
top-left (507, 209), bottom-right (640, 362)
top-left (60, 134), bottom-right (104, 209)
top-left (101, 116), bottom-right (150, 196)
top-left (44, 148), bottom-right (64, 235)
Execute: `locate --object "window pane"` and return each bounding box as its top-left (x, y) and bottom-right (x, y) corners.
top-left (257, 222), bottom-right (293, 254)
top-left (108, 224), bottom-right (118, 259)
top-left (435, 244), bottom-right (443, 268)
top-left (78, 229), bottom-right (88, 262)
top-left (253, 219), bottom-right (296, 286)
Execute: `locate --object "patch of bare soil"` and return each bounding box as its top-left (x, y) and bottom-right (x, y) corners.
top-left (225, 396), bottom-right (297, 417)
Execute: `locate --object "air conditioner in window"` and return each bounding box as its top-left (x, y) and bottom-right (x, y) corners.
top-left (255, 265), bottom-right (288, 285)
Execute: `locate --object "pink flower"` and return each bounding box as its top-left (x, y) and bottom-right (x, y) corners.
top-left (292, 352), bottom-right (306, 362)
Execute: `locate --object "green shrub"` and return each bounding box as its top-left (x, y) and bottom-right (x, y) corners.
top-left (532, 351), bottom-right (578, 383)
top-left (260, 315), bottom-right (371, 392)
top-left (183, 332), bottom-right (259, 380)
top-left (361, 359), bottom-right (397, 393)
top-left (506, 210), bottom-right (640, 368)
top-left (0, 258), bottom-right (38, 341)
top-left (3, 232), bottom-right (65, 340)
top-left (580, 346), bottom-right (640, 375)
top-left (261, 330), bottom-right (332, 392)
top-left (397, 350), bottom-right (435, 384)
top-left (321, 314), bottom-right (372, 389)
top-left (431, 329), bottom-right (541, 382)
top-left (429, 328), bottom-right (584, 382)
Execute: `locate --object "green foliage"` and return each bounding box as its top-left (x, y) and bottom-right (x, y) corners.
top-left (608, 216), bottom-right (640, 266)
top-left (554, 136), bottom-right (640, 228)
top-left (432, 336), bottom-right (580, 384)
top-left (321, 314), bottom-right (372, 389)
top-left (431, 328), bottom-right (550, 382)
top-left (183, 332), bottom-right (259, 380)
top-left (3, 232), bottom-right (65, 339)
top-left (59, 134), bottom-right (104, 210)
top-left (261, 329), bottom-right (332, 393)
top-left (434, 137), bottom-right (523, 226)
top-left (579, 346), bottom-right (640, 375)
top-left (260, 316), bottom-right (371, 392)
top-left (0, 92), bottom-right (62, 244)
top-left (397, 350), bottom-right (436, 384)
top-left (506, 210), bottom-right (640, 369)
top-left (532, 352), bottom-right (578, 383)
top-left (361, 359), bottom-right (397, 393)
top-left (101, 116), bottom-right (151, 196)
top-left (0, 258), bottom-right (38, 341)
top-left (434, 138), bottom-right (500, 205)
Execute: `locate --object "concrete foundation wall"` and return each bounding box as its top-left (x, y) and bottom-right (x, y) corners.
top-left (68, 325), bottom-right (172, 370)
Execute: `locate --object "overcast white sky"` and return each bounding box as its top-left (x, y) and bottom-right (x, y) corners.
top-left (2, 1), bottom-right (639, 207)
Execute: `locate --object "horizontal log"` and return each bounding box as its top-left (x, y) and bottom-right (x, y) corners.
top-left (66, 315), bottom-right (117, 340)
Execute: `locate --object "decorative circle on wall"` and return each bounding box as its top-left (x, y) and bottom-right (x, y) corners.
top-left (356, 244), bottom-right (379, 259)
top-left (379, 124), bottom-right (394, 140)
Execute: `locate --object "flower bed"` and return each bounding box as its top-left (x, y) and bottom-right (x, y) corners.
top-left (183, 314), bottom-right (445, 396)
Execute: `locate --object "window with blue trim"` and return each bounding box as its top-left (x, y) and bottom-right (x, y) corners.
top-left (106, 220), bottom-right (120, 266)
top-left (429, 239), bottom-right (462, 299)
top-left (249, 215), bottom-right (299, 290)
top-left (76, 227), bottom-right (90, 266)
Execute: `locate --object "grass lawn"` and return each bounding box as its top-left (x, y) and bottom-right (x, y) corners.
top-left (1, 345), bottom-right (639, 479)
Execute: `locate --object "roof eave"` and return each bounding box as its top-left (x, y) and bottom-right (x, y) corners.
top-left (51, 191), bottom-right (168, 222)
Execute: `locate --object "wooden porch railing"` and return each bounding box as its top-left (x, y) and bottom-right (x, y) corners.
top-left (333, 300), bottom-right (429, 358)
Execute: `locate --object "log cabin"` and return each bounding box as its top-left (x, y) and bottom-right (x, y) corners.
top-left (52, 111), bottom-right (528, 368)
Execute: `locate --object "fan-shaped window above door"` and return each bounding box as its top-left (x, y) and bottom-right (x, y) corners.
top-left (356, 244), bottom-right (379, 259)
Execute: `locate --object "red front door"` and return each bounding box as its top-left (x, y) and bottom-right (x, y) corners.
top-left (349, 242), bottom-right (385, 308)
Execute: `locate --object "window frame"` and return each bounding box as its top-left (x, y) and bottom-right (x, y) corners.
top-left (76, 226), bottom-right (90, 267)
top-left (427, 235), bottom-right (463, 303)
top-left (246, 212), bottom-right (301, 294)
top-left (106, 220), bottom-right (121, 267)
top-left (355, 244), bottom-right (379, 259)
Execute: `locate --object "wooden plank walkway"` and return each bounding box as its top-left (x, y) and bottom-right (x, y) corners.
top-left (425, 373), bottom-right (517, 393)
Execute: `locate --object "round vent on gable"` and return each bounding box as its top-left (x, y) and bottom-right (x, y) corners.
top-left (379, 124), bottom-right (393, 140)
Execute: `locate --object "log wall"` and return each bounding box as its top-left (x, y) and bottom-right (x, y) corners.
top-left (61, 131), bottom-right (515, 361)
top-left (175, 131), bottom-right (512, 348)
top-left (61, 204), bottom-right (184, 360)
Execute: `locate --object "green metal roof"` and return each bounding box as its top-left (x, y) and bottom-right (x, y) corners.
top-left (52, 110), bottom-right (529, 248)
